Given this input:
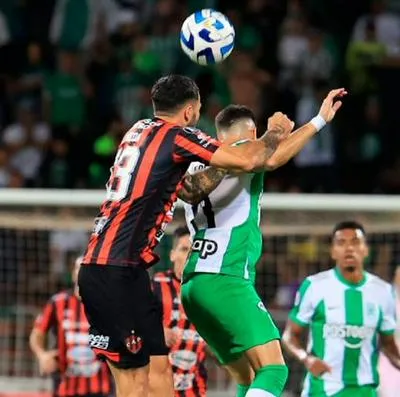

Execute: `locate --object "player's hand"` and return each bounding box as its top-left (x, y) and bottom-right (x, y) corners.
top-left (318, 88), bottom-right (348, 123)
top-left (164, 327), bottom-right (180, 347)
top-left (38, 350), bottom-right (58, 375)
top-left (267, 112), bottom-right (295, 142)
top-left (304, 355), bottom-right (332, 377)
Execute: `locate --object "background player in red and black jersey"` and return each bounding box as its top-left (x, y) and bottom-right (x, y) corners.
top-left (152, 227), bottom-right (207, 397)
top-left (30, 257), bottom-right (113, 397)
top-left (78, 74), bottom-right (295, 397)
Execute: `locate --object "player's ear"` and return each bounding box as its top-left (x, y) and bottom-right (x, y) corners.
top-left (169, 249), bottom-right (176, 263)
top-left (183, 105), bottom-right (192, 123)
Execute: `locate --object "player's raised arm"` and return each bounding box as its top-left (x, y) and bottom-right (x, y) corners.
top-left (264, 88), bottom-right (347, 170)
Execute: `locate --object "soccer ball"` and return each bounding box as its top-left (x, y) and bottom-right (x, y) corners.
top-left (180, 9), bottom-right (235, 66)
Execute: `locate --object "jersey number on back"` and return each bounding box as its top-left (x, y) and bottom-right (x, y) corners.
top-left (106, 146), bottom-right (140, 202)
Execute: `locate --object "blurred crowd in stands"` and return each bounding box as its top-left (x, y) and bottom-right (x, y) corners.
top-left (1, 0), bottom-right (400, 193)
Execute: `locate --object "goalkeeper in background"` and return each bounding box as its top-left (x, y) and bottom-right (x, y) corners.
top-left (177, 88), bottom-right (346, 397)
top-left (283, 221), bottom-right (400, 397)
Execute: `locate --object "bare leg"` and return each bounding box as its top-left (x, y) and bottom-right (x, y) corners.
top-left (148, 355), bottom-right (174, 397)
top-left (245, 340), bottom-right (285, 371)
top-left (224, 354), bottom-right (255, 386)
top-left (107, 360), bottom-right (149, 397)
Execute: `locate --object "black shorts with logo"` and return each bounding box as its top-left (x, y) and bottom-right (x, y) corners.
top-left (78, 264), bottom-right (168, 369)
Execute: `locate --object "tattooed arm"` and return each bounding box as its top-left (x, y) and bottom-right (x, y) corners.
top-left (178, 167), bottom-right (228, 205)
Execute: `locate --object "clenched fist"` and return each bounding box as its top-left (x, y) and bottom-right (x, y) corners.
top-left (267, 112), bottom-right (295, 142)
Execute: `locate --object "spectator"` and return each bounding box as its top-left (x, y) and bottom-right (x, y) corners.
top-left (49, 0), bottom-right (109, 50)
top-left (132, 33), bottom-right (162, 80)
top-left (278, 17), bottom-right (309, 90)
top-left (113, 51), bottom-right (147, 125)
top-left (300, 28), bottom-right (334, 88)
top-left (43, 51), bottom-right (87, 135)
top-left (352, 0), bottom-right (400, 56)
top-left (88, 116), bottom-right (123, 188)
top-left (293, 80), bottom-right (336, 192)
top-left (85, 39), bottom-right (116, 119)
top-left (2, 103), bottom-right (50, 186)
top-left (277, 16), bottom-right (309, 114)
top-left (346, 18), bottom-right (386, 94)
top-left (17, 43), bottom-right (49, 113)
top-left (38, 138), bottom-right (73, 188)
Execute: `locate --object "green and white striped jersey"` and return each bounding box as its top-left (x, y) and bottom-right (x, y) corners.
top-left (290, 268), bottom-right (396, 396)
top-left (182, 162), bottom-right (263, 283)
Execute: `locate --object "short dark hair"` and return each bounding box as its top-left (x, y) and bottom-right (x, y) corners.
top-left (332, 221), bottom-right (366, 239)
top-left (151, 75), bottom-right (200, 113)
top-left (172, 226), bottom-right (190, 247)
top-left (215, 105), bottom-right (256, 130)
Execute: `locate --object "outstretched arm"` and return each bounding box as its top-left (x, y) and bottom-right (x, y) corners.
top-left (265, 88), bottom-right (347, 170)
top-left (178, 167), bottom-right (228, 204)
top-left (210, 88), bottom-right (346, 172)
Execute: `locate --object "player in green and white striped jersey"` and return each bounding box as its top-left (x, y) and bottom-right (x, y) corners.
top-left (178, 89), bottom-right (347, 397)
top-left (283, 221), bottom-right (400, 397)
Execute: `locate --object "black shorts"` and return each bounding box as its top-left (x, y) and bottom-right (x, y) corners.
top-left (78, 264), bottom-right (168, 369)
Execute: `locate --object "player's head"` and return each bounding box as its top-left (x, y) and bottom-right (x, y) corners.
top-left (151, 75), bottom-right (201, 127)
top-left (215, 105), bottom-right (256, 144)
top-left (169, 226), bottom-right (191, 281)
top-left (331, 221), bottom-right (369, 274)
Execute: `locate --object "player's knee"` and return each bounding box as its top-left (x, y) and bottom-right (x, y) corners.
top-left (252, 364), bottom-right (289, 396)
top-left (109, 365), bottom-right (149, 397)
top-left (149, 355), bottom-right (173, 388)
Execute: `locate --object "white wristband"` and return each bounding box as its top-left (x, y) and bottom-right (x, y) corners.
top-left (310, 115), bottom-right (326, 132)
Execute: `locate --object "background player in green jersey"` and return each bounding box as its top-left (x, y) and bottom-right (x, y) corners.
top-left (283, 221), bottom-right (400, 397)
top-left (178, 89), bottom-right (346, 397)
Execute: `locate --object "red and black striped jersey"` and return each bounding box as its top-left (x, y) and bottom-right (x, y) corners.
top-left (34, 291), bottom-right (112, 397)
top-left (152, 270), bottom-right (207, 397)
top-left (83, 118), bottom-right (220, 268)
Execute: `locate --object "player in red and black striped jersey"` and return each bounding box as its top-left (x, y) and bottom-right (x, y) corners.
top-left (152, 227), bottom-right (207, 397)
top-left (78, 74), bottom-right (295, 397)
top-left (30, 257), bottom-right (113, 397)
